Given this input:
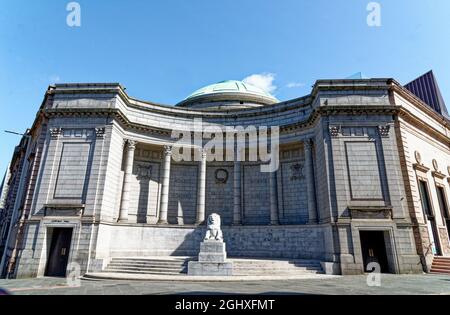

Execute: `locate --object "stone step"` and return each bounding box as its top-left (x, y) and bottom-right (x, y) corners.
top-left (232, 262), bottom-right (320, 268)
top-left (108, 261), bottom-right (187, 266)
top-left (433, 261), bottom-right (450, 265)
top-left (232, 260), bottom-right (319, 263)
top-left (233, 265), bottom-right (322, 272)
top-left (107, 265), bottom-right (187, 271)
top-left (232, 263), bottom-right (322, 268)
top-left (106, 265), bottom-right (187, 272)
top-left (107, 265), bottom-right (183, 270)
top-left (233, 267), bottom-right (322, 272)
top-left (233, 271), bottom-right (320, 276)
top-left (432, 266), bottom-right (450, 270)
top-left (229, 258), bottom-right (323, 275)
top-left (229, 257), bottom-right (320, 264)
top-left (103, 257), bottom-right (324, 276)
top-left (432, 262), bottom-right (450, 268)
top-left (233, 266), bottom-right (321, 270)
top-left (431, 268), bottom-right (450, 274)
top-left (432, 259), bottom-right (450, 264)
top-left (105, 266), bottom-right (187, 273)
top-left (103, 269), bottom-right (186, 275)
top-left (430, 268), bottom-right (450, 274)
top-left (431, 256), bottom-right (450, 274)
top-left (105, 257), bottom-right (192, 275)
top-left (110, 258), bottom-right (191, 264)
top-left (232, 262), bottom-right (321, 267)
top-left (231, 259), bottom-right (319, 264)
top-left (108, 260), bottom-right (188, 267)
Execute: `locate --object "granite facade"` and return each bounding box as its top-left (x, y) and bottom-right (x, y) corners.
top-left (1, 78), bottom-right (449, 278)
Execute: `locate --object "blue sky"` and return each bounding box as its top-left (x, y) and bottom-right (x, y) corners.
top-left (1, 0), bottom-right (449, 175)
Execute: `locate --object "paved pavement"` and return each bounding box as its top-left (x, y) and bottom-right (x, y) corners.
top-left (0, 274), bottom-right (450, 295)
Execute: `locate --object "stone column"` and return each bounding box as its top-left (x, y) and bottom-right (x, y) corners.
top-left (196, 149), bottom-right (207, 224)
top-left (158, 145), bottom-right (172, 224)
top-left (233, 158), bottom-right (242, 225)
top-left (304, 139), bottom-right (317, 224)
top-left (118, 140), bottom-right (137, 222)
top-left (269, 170), bottom-right (279, 225)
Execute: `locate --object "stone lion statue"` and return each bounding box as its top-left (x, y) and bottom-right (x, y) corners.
top-left (204, 213), bottom-right (223, 241)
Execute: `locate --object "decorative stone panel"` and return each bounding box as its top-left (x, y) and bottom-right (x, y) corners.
top-left (345, 141), bottom-right (383, 200)
top-left (348, 206), bottom-right (392, 220)
top-left (206, 166), bottom-right (233, 225)
top-left (243, 165), bottom-right (270, 225)
top-left (54, 143), bottom-right (92, 199)
top-left (168, 164), bottom-right (198, 225)
top-left (280, 161), bottom-right (308, 224)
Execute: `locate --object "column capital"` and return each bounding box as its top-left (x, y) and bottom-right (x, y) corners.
top-left (378, 125), bottom-right (391, 137)
top-left (304, 138), bottom-right (314, 150)
top-left (199, 148), bottom-right (207, 160)
top-left (50, 128), bottom-right (63, 139)
top-left (329, 125), bottom-right (341, 137)
top-left (95, 127), bottom-right (106, 139)
top-left (163, 145), bottom-right (173, 156)
top-left (126, 140), bottom-right (137, 151)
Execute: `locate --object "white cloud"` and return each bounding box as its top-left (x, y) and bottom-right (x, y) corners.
top-left (242, 73), bottom-right (277, 94)
top-left (49, 75), bottom-right (61, 83)
top-left (286, 82), bottom-right (305, 88)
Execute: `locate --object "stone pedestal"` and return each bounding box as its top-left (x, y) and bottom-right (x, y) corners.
top-left (188, 240), bottom-right (233, 276)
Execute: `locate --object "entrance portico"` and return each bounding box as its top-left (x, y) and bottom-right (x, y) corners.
top-left (115, 137), bottom-right (319, 228)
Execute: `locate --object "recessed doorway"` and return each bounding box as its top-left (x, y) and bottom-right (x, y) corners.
top-left (44, 228), bottom-right (73, 277)
top-left (360, 231), bottom-right (390, 273)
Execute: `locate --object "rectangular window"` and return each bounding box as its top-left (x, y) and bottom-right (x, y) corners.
top-left (1, 221), bottom-right (10, 240)
top-left (436, 186), bottom-right (450, 242)
top-left (436, 186), bottom-right (449, 219)
top-left (418, 180), bottom-right (433, 217)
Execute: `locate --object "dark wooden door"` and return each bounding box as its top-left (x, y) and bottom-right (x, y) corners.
top-left (360, 231), bottom-right (390, 273)
top-left (428, 217), bottom-right (442, 256)
top-left (447, 220), bottom-right (450, 245)
top-left (45, 228), bottom-right (73, 277)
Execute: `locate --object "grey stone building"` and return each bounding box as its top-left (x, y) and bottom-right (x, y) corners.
top-left (1, 75), bottom-right (449, 279)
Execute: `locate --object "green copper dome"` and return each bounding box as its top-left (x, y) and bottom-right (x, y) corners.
top-left (177, 80), bottom-right (279, 108)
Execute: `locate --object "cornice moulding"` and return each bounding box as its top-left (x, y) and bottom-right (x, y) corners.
top-left (432, 171), bottom-right (447, 180)
top-left (413, 163), bottom-right (430, 173)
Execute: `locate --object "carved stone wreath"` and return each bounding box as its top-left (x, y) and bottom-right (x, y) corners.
top-left (215, 169), bottom-right (229, 184)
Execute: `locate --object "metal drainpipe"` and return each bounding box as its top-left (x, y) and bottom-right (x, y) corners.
top-left (0, 134), bottom-right (32, 278)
